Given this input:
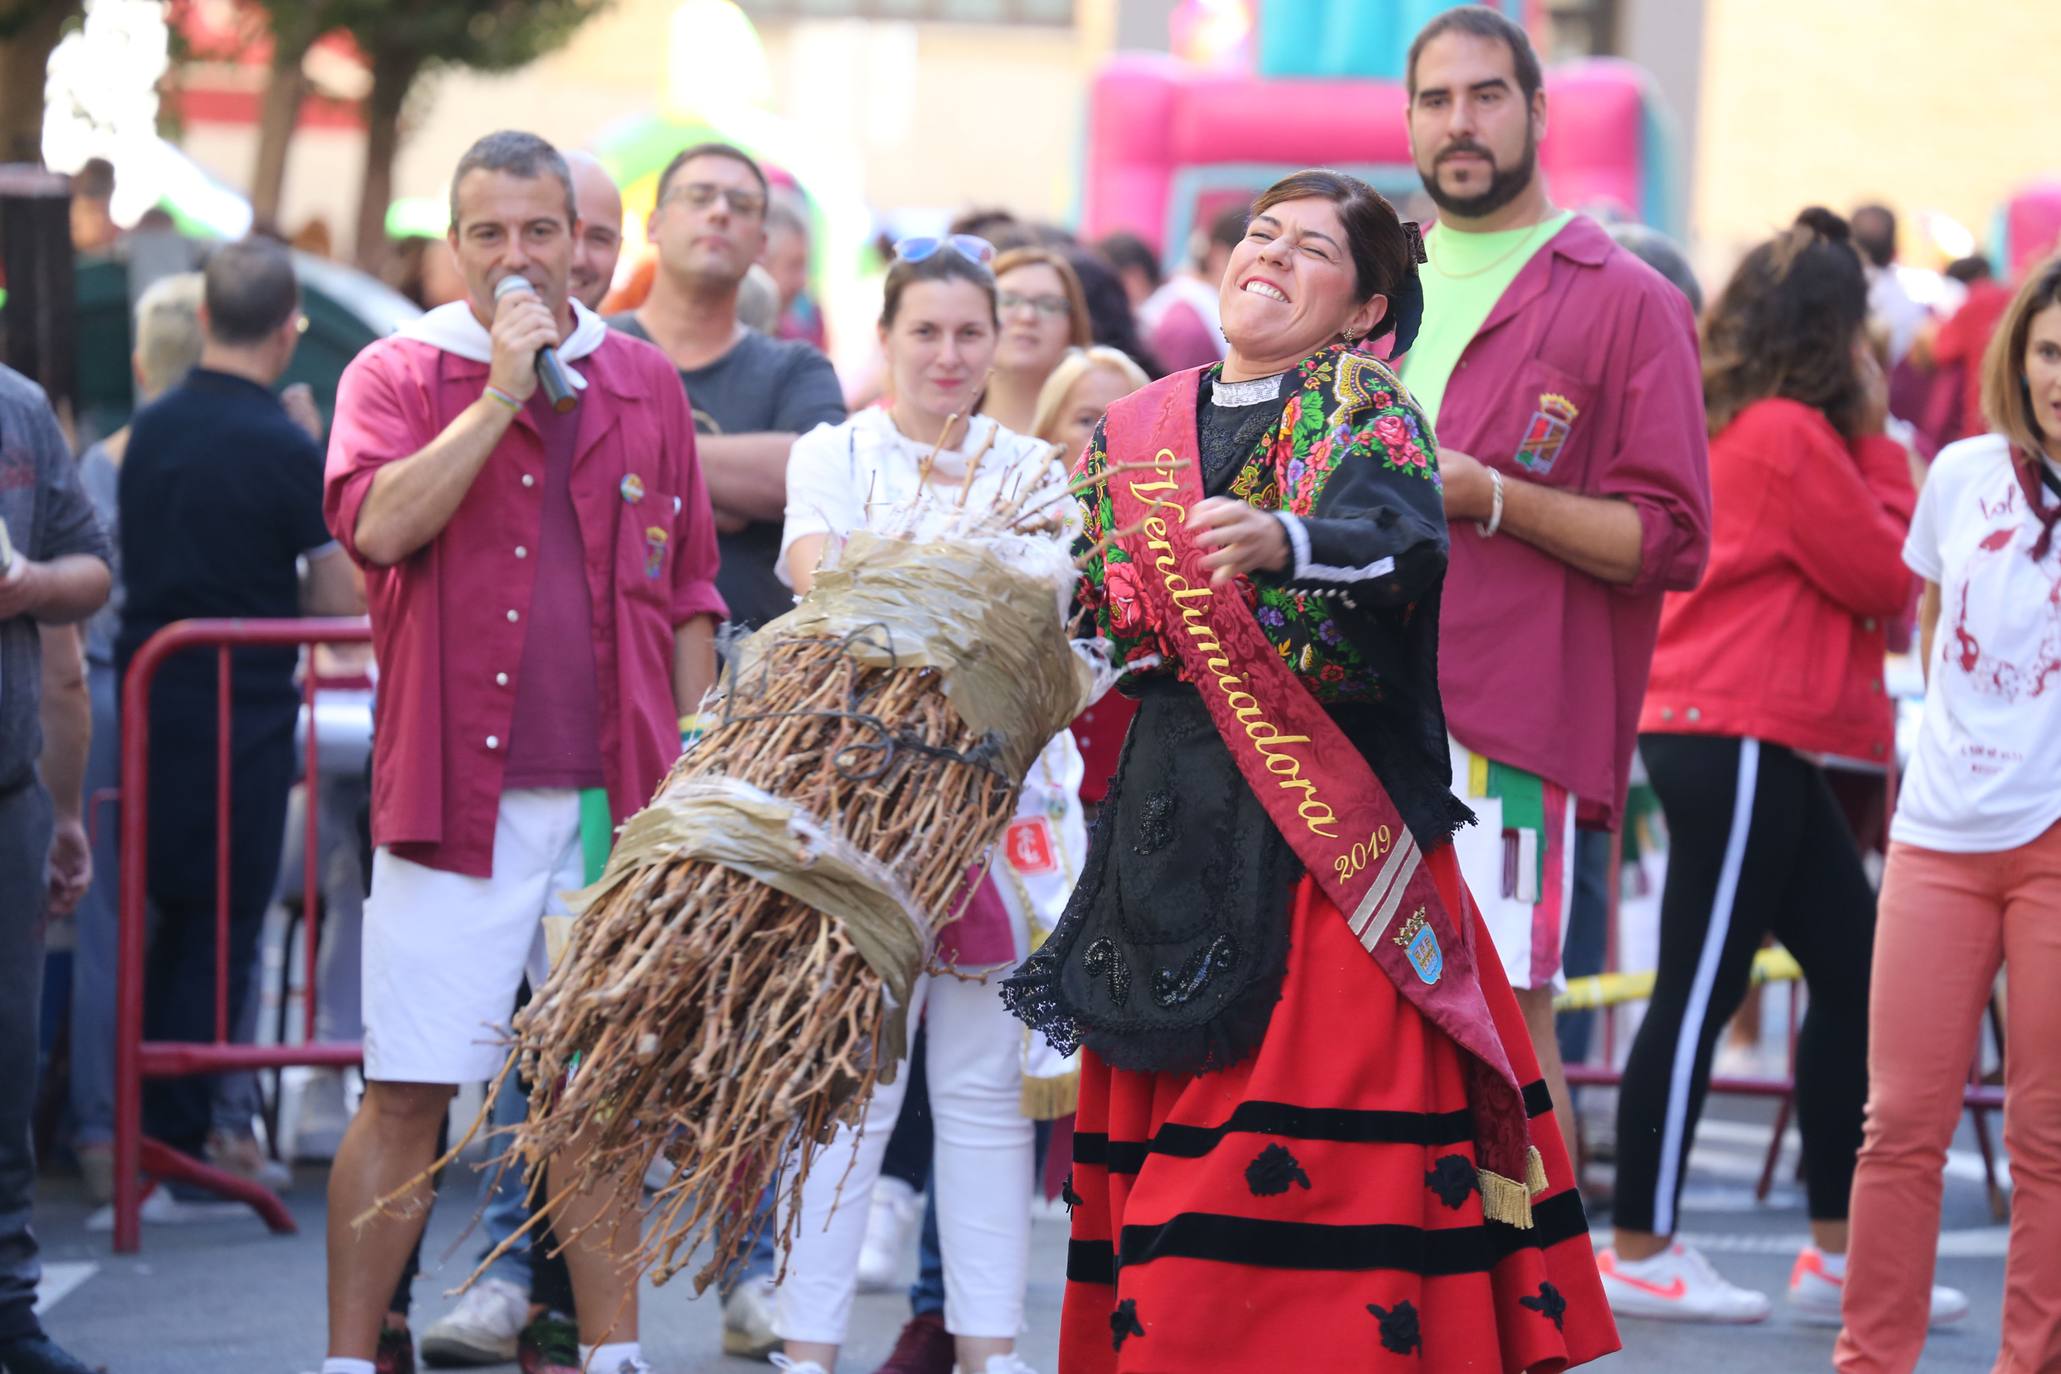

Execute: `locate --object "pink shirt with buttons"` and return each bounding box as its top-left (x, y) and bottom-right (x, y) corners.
top-left (325, 331), bottom-right (726, 878)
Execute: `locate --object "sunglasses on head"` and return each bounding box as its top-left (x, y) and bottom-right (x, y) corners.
top-left (891, 233), bottom-right (995, 267)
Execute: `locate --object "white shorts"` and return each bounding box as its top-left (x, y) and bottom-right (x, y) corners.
top-left (361, 789), bottom-right (582, 1084)
top-left (1448, 738), bottom-right (1577, 992)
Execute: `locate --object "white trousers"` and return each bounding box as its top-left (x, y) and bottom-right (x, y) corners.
top-left (775, 965), bottom-right (1034, 1344)
top-left (361, 789), bottom-right (579, 1084)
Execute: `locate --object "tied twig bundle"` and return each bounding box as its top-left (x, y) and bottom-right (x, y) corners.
top-left (387, 462), bottom-right (1108, 1298)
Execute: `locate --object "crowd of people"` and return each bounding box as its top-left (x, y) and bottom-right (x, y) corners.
top-left (2, 6), bottom-right (2058, 1374)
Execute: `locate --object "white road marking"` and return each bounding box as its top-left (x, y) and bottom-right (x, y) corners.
top-left (34, 1261), bottom-right (95, 1315)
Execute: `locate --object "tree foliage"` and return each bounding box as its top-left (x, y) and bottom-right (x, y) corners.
top-left (0, 1), bottom-right (82, 164)
top-left (240, 0), bottom-right (613, 265)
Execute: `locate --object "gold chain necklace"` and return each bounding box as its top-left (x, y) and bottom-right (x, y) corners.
top-left (1427, 211), bottom-right (1558, 282)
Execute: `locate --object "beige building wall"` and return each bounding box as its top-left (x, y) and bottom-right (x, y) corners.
top-left (184, 0), bottom-right (1116, 248)
top-left (1693, 0), bottom-right (2055, 264)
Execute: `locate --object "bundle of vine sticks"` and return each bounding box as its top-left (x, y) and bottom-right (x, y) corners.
top-left (401, 440), bottom-right (1113, 1295)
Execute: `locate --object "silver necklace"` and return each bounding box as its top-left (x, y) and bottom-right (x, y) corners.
top-left (1211, 371), bottom-right (1288, 407)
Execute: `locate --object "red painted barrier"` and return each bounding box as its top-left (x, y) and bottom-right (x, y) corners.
top-left (112, 617), bottom-right (373, 1253)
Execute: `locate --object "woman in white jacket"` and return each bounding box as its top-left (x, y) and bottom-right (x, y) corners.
top-left (772, 233), bottom-right (1084, 1374)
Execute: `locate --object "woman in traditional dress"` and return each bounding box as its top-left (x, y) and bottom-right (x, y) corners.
top-left (771, 235), bottom-right (1085, 1374)
top-left (1004, 169), bottom-right (1619, 1372)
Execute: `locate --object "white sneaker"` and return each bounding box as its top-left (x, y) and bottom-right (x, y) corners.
top-left (769, 1357), bottom-right (828, 1374)
top-left (418, 1275), bottom-right (528, 1365)
top-left (1787, 1246), bottom-right (1969, 1328)
top-left (856, 1177), bottom-right (922, 1292)
top-left (980, 1355), bottom-right (1040, 1374)
top-left (282, 1066), bottom-right (352, 1162)
top-left (723, 1274), bottom-right (782, 1360)
top-left (1597, 1242), bottom-right (1772, 1323)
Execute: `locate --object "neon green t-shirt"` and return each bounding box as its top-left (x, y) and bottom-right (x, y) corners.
top-left (1399, 210), bottom-right (1572, 429)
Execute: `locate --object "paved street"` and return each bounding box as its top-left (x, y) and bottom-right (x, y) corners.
top-left (37, 1094), bottom-right (2011, 1372)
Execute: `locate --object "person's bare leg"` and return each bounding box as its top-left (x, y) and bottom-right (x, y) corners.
top-left (550, 1127), bottom-right (640, 1349)
top-left (1613, 1226), bottom-right (1669, 1262)
top-left (955, 1335), bottom-right (1013, 1370)
top-left (783, 1340), bottom-right (839, 1370)
top-left (1513, 985), bottom-right (1579, 1170)
top-left (1809, 1218), bottom-right (1850, 1254)
top-left (326, 1080), bottom-right (454, 1359)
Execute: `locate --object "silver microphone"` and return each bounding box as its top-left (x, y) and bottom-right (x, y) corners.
top-left (493, 274), bottom-right (576, 413)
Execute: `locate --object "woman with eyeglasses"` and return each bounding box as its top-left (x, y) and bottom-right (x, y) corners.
top-left (982, 246), bottom-right (1092, 435)
top-left (770, 233), bottom-right (1083, 1374)
top-left (1002, 169), bottom-right (1617, 1371)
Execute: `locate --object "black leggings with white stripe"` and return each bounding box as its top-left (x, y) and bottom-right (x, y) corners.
top-left (1612, 733), bottom-right (1875, 1235)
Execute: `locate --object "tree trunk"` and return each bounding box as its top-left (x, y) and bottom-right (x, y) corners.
top-left (0, 2), bottom-right (81, 165)
top-left (352, 44), bottom-right (419, 274)
top-left (250, 39), bottom-right (311, 227)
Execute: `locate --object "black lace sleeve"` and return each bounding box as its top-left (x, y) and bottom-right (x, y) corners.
top-left (1270, 393), bottom-right (1448, 611)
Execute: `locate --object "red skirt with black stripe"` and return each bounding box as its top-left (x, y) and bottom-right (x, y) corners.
top-left (1059, 844), bottom-right (1619, 1372)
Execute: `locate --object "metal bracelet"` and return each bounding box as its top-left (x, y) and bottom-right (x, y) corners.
top-left (1475, 467), bottom-right (1505, 538)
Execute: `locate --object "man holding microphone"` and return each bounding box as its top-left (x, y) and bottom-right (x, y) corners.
top-left (320, 130), bottom-right (724, 1374)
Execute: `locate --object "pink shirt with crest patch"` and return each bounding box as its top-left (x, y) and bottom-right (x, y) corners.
top-left (325, 330), bottom-right (726, 878)
top-left (1425, 214), bottom-right (1711, 828)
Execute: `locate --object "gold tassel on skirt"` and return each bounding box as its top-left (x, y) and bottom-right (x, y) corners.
top-left (1476, 1145), bottom-right (1550, 1230)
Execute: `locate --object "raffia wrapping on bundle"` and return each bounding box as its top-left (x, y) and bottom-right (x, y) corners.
top-left (394, 523), bottom-right (1097, 1296)
top-left (746, 532), bottom-right (1093, 786)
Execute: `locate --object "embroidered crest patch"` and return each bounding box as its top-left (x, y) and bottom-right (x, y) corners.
top-left (1393, 907), bottom-right (1443, 985)
top-left (1513, 392), bottom-right (1579, 474)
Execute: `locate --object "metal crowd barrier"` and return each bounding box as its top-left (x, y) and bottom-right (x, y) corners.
top-left (1555, 825), bottom-right (2007, 1215)
top-left (111, 617), bottom-right (373, 1253)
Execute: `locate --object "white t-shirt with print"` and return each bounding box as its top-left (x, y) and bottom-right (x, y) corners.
top-left (1892, 434), bottom-right (2061, 852)
top-left (778, 407), bottom-right (1067, 589)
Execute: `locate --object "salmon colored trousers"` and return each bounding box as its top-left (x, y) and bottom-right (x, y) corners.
top-left (1836, 820), bottom-right (2061, 1374)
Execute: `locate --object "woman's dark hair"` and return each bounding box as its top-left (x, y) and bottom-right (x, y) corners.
top-left (1065, 246), bottom-right (1165, 378)
top-left (1701, 206), bottom-right (1871, 438)
top-left (1096, 231), bottom-right (1162, 293)
top-left (1249, 169), bottom-right (1424, 353)
top-left (879, 246), bottom-right (997, 329)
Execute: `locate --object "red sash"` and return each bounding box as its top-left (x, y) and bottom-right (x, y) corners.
top-left (1101, 369), bottom-right (1542, 1221)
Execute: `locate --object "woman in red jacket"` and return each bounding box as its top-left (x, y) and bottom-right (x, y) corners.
top-left (1595, 209), bottom-right (1962, 1328)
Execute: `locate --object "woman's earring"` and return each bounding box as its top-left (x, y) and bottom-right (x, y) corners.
top-left (1342, 326), bottom-right (1360, 345)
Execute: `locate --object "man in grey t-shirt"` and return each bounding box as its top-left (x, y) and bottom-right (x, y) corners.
top-left (0, 363), bottom-right (112, 1374)
top-left (609, 141), bottom-right (845, 633)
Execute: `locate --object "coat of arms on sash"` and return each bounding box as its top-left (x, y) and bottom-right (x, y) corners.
top-left (1513, 392), bottom-right (1579, 475)
top-left (1393, 907), bottom-right (1443, 985)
